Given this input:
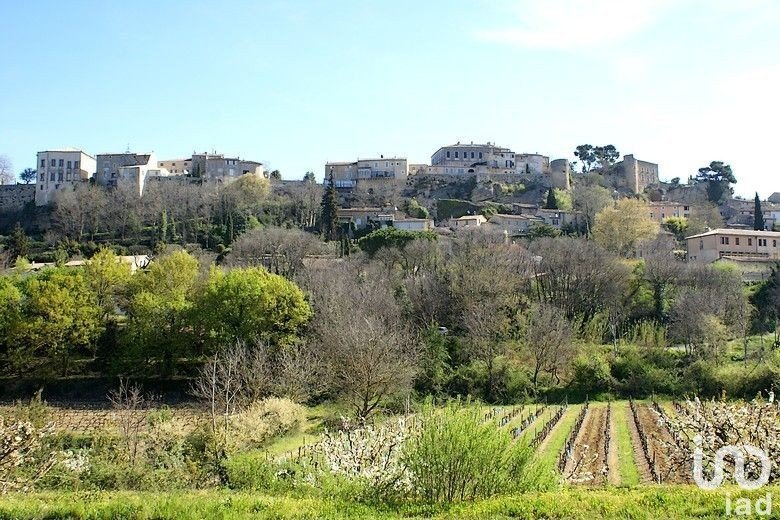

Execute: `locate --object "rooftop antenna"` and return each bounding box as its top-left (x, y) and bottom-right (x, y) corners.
top-left (125, 143), bottom-right (131, 153)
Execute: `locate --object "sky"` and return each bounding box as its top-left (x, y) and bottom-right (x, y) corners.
top-left (1, 0), bottom-right (779, 197)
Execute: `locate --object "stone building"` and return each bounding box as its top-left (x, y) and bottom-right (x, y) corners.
top-left (325, 156), bottom-right (407, 189)
top-left (615, 154), bottom-right (659, 194)
top-left (35, 149), bottom-right (96, 206)
top-left (686, 228), bottom-right (780, 264)
top-left (431, 142), bottom-right (516, 175)
top-left (549, 159), bottom-right (571, 190)
top-left (648, 201), bottom-right (692, 222)
top-left (96, 152), bottom-right (169, 197)
top-left (157, 153), bottom-right (264, 182)
top-left (515, 153), bottom-right (549, 175)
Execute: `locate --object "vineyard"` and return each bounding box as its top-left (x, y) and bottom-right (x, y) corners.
top-left (6, 396), bottom-right (779, 490)
top-left (275, 396), bottom-right (780, 489)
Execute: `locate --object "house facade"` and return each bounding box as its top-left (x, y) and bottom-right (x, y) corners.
top-left (325, 156), bottom-right (407, 189)
top-left (35, 149), bottom-right (96, 206)
top-left (451, 214), bottom-right (487, 229)
top-left (394, 218), bottom-right (434, 231)
top-left (616, 154), bottom-right (659, 194)
top-left (686, 228), bottom-right (780, 263)
top-left (648, 201), bottom-right (691, 222)
top-left (96, 152), bottom-right (169, 197)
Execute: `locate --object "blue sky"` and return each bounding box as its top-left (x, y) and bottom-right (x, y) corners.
top-left (1, 0), bottom-right (778, 197)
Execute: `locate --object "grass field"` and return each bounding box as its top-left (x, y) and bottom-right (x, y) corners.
top-left (613, 402), bottom-right (642, 486)
top-left (1, 487), bottom-right (773, 519)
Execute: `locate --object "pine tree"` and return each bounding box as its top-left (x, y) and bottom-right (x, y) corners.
top-left (755, 193), bottom-right (765, 231)
top-left (9, 222), bottom-right (29, 260)
top-left (320, 172), bottom-right (339, 241)
top-left (544, 188), bottom-right (559, 210)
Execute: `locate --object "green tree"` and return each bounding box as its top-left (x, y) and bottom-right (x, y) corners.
top-left (303, 171), bottom-right (316, 183)
top-left (270, 169), bottom-right (282, 180)
top-left (592, 199), bottom-right (659, 257)
top-left (124, 251), bottom-right (200, 375)
top-left (404, 198), bottom-right (430, 219)
top-left (662, 216), bottom-right (689, 241)
top-left (593, 145), bottom-right (619, 169)
top-left (755, 193), bottom-right (765, 231)
top-left (84, 248), bottom-right (131, 321)
top-left (357, 227), bottom-right (437, 256)
top-left (196, 267), bottom-right (311, 349)
top-left (320, 172), bottom-right (339, 241)
top-left (573, 183), bottom-right (613, 235)
top-left (544, 188), bottom-right (558, 209)
top-left (19, 168), bottom-right (37, 184)
top-left (12, 269), bottom-right (102, 375)
top-left (696, 161), bottom-right (736, 203)
top-left (8, 223), bottom-right (29, 261)
top-left (574, 144), bottom-right (596, 173)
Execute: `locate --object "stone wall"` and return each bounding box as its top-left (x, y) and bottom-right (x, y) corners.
top-left (0, 184), bottom-right (35, 213)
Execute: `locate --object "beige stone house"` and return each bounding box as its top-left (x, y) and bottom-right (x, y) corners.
top-left (648, 201), bottom-right (691, 222)
top-left (451, 214), bottom-right (487, 229)
top-left (35, 149), bottom-right (96, 206)
top-left (686, 228), bottom-right (780, 263)
top-left (325, 156), bottom-right (407, 189)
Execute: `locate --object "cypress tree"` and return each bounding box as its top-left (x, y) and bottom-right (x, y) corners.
top-left (320, 172), bottom-right (339, 241)
top-left (544, 188), bottom-right (558, 210)
top-left (9, 222), bottom-right (29, 260)
top-left (755, 193), bottom-right (765, 231)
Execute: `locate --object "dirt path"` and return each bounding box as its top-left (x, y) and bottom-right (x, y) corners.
top-left (607, 404), bottom-right (620, 485)
top-left (626, 402), bottom-right (655, 484)
top-left (566, 406), bottom-right (609, 485)
top-left (635, 404), bottom-right (690, 484)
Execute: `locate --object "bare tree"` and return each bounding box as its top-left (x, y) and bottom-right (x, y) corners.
top-left (108, 379), bottom-right (151, 466)
top-left (272, 341), bottom-right (326, 403)
top-left (0, 156), bottom-right (13, 185)
top-left (522, 303), bottom-right (574, 392)
top-left (307, 263), bottom-right (420, 419)
top-left (530, 237), bottom-right (631, 323)
top-left (226, 227), bottom-right (327, 278)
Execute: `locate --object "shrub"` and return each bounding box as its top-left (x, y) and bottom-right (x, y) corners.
top-left (402, 404), bottom-right (543, 503)
top-left (222, 451), bottom-right (277, 490)
top-left (230, 398), bottom-right (306, 451)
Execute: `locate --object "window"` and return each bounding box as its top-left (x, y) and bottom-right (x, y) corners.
top-left (721, 237), bottom-right (730, 245)
top-left (40, 159), bottom-right (45, 167)
top-left (40, 173), bottom-right (44, 181)
top-left (67, 160), bottom-right (71, 169)
top-left (57, 172), bottom-right (63, 181)
top-left (455, 152), bottom-right (459, 158)
top-left (759, 239), bottom-right (767, 247)
top-left (749, 238), bottom-right (753, 246)
top-left (700, 240), bottom-right (704, 250)
top-left (51, 159), bottom-right (56, 167)
top-left (66, 173), bottom-right (71, 180)
top-left (74, 161), bottom-right (79, 169)
top-left (446, 151), bottom-right (450, 158)
top-left (58, 159), bottom-right (64, 167)
top-left (735, 238), bottom-right (740, 245)
top-left (50, 172), bottom-right (55, 181)
top-left (471, 152), bottom-right (475, 159)
top-left (684, 206), bottom-right (690, 211)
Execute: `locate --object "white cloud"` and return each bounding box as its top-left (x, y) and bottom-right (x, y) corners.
top-left (474, 0), bottom-right (670, 50)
